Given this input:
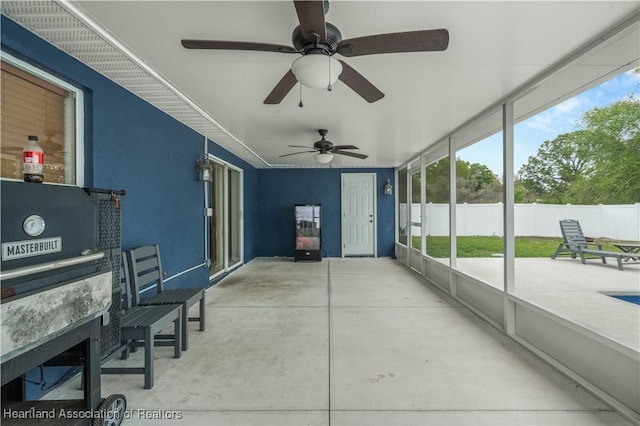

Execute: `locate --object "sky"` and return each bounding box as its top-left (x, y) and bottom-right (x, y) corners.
top-left (457, 69), bottom-right (640, 176)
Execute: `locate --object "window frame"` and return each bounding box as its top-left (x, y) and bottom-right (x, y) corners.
top-left (1, 51), bottom-right (85, 186)
top-left (205, 153), bottom-right (244, 280)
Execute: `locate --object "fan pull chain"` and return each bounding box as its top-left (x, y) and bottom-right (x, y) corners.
top-left (298, 84), bottom-right (303, 108)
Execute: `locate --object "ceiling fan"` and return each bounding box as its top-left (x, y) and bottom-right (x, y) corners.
top-left (279, 129), bottom-right (368, 164)
top-left (181, 1), bottom-right (449, 104)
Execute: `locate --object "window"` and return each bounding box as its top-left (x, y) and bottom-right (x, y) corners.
top-left (1, 53), bottom-right (83, 185)
top-left (409, 168), bottom-right (421, 251)
top-left (424, 154), bottom-right (450, 261)
top-left (512, 68), bottom-right (639, 334)
top-left (209, 162), bottom-right (226, 276)
top-left (454, 109), bottom-right (504, 288)
top-left (227, 167), bottom-right (242, 266)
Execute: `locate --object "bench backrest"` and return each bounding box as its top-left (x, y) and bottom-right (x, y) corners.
top-left (559, 219), bottom-right (588, 249)
top-left (127, 245), bottom-right (165, 306)
top-left (119, 254), bottom-right (133, 310)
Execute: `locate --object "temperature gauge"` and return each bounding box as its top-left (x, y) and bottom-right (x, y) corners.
top-left (23, 214), bottom-right (46, 237)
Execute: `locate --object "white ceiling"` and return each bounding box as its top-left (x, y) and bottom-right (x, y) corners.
top-left (7, 1), bottom-right (640, 168)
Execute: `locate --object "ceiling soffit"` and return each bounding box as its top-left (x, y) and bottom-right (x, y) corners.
top-left (1, 0), bottom-right (269, 168)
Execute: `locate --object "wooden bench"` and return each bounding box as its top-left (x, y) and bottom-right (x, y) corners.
top-left (101, 256), bottom-right (182, 389)
top-left (127, 245), bottom-right (206, 351)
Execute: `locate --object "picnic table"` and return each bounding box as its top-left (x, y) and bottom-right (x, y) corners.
top-left (613, 243), bottom-right (640, 261)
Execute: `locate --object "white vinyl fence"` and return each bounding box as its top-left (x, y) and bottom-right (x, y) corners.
top-left (400, 203), bottom-right (640, 241)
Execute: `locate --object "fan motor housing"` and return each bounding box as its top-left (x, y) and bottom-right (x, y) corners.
top-left (292, 22), bottom-right (342, 54)
top-left (313, 140), bottom-right (333, 151)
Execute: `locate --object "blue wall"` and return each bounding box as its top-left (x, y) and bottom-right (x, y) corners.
top-left (2, 13), bottom-right (395, 400)
top-left (1, 15), bottom-right (258, 287)
top-left (257, 168), bottom-right (395, 257)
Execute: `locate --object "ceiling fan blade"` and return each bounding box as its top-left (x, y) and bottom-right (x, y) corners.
top-left (288, 145), bottom-right (315, 149)
top-left (264, 70), bottom-right (298, 104)
top-left (333, 145), bottom-right (359, 150)
top-left (279, 150), bottom-right (316, 158)
top-left (338, 61), bottom-right (384, 103)
top-left (181, 39), bottom-right (297, 54)
top-left (333, 150), bottom-right (368, 160)
top-left (337, 29), bottom-right (449, 57)
top-left (293, 0), bottom-right (326, 42)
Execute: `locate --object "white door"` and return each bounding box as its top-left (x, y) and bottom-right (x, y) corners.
top-left (342, 173), bottom-right (376, 257)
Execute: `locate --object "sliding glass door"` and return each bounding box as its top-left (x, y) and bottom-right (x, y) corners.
top-left (228, 167), bottom-right (242, 267)
top-left (207, 156), bottom-right (243, 278)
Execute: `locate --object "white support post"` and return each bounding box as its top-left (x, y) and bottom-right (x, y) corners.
top-left (636, 203), bottom-right (640, 241)
top-left (420, 153), bottom-right (427, 275)
top-left (394, 169), bottom-right (398, 247)
top-left (449, 136), bottom-right (457, 296)
top-left (503, 102), bottom-right (516, 334)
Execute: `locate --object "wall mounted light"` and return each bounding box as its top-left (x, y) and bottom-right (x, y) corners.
top-left (195, 154), bottom-right (215, 182)
top-left (384, 179), bottom-right (393, 195)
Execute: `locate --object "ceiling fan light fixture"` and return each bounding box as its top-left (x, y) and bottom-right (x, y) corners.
top-left (314, 152), bottom-right (334, 164)
top-left (291, 54), bottom-right (342, 89)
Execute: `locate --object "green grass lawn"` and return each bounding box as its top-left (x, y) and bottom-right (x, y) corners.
top-left (410, 236), bottom-right (624, 258)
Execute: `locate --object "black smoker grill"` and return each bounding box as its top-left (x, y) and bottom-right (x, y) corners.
top-left (1, 181), bottom-right (127, 425)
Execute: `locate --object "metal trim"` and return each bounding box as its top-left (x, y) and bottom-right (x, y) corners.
top-left (0, 251), bottom-right (104, 281)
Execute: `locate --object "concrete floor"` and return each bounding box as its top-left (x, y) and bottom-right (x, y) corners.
top-left (453, 257), bottom-right (640, 350)
top-left (48, 257), bottom-right (633, 425)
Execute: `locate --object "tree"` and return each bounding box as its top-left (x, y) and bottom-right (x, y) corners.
top-left (514, 180), bottom-right (527, 203)
top-left (421, 157), bottom-right (502, 203)
top-left (574, 97), bottom-right (640, 203)
top-left (425, 157), bottom-right (450, 203)
top-left (582, 96), bottom-right (640, 142)
top-left (518, 130), bottom-right (595, 203)
top-left (517, 96), bottom-right (640, 204)
top-left (456, 159), bottom-right (502, 203)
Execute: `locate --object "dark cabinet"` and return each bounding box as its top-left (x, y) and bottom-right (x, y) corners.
top-left (294, 204), bottom-right (321, 261)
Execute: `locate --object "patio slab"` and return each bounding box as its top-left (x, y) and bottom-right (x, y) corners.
top-left (41, 257), bottom-right (634, 425)
top-left (454, 257), bottom-right (640, 350)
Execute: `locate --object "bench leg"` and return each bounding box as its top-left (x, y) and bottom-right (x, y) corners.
top-left (181, 304), bottom-right (189, 352)
top-left (199, 295), bottom-right (206, 332)
top-left (144, 327), bottom-right (154, 389)
top-left (616, 257), bottom-right (624, 271)
top-left (121, 341), bottom-right (130, 360)
top-left (174, 309), bottom-right (182, 359)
